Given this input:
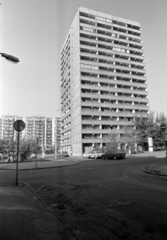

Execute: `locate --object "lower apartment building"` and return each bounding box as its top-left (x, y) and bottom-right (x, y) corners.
top-left (0, 115), bottom-right (60, 153)
top-left (24, 116), bottom-right (56, 151)
top-left (60, 7), bottom-right (149, 156)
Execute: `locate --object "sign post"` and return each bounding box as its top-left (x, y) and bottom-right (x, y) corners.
top-left (160, 123), bottom-right (167, 158)
top-left (36, 137), bottom-right (38, 168)
top-left (13, 120), bottom-right (26, 186)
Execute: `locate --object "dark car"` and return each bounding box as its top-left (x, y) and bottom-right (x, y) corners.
top-left (102, 149), bottom-right (126, 160)
top-left (61, 151), bottom-right (69, 157)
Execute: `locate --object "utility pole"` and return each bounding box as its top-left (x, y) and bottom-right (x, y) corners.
top-left (36, 137), bottom-right (38, 168)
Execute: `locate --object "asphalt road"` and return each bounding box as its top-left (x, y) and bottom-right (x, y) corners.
top-left (1, 155), bottom-right (167, 240)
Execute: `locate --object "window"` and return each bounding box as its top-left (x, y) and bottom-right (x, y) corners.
top-left (81, 64), bottom-right (98, 70)
top-left (95, 16), bottom-right (106, 22)
top-left (113, 47), bottom-right (125, 53)
top-left (81, 26), bottom-right (96, 33)
top-left (106, 18), bottom-right (112, 23)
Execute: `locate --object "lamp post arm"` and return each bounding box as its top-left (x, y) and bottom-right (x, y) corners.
top-left (0, 52), bottom-right (20, 63)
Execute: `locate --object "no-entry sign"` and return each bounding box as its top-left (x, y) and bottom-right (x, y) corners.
top-left (13, 120), bottom-right (26, 132)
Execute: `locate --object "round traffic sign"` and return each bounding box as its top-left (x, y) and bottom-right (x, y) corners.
top-left (13, 120), bottom-right (26, 132)
top-left (160, 123), bottom-right (167, 131)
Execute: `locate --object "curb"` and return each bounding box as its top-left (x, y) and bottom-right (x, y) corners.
top-left (0, 162), bottom-right (81, 171)
top-left (142, 165), bottom-right (167, 177)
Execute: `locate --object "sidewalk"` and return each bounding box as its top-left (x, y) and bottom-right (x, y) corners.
top-left (142, 162), bottom-right (167, 176)
top-left (0, 183), bottom-right (76, 240)
top-left (0, 158), bottom-right (82, 171)
top-left (139, 151), bottom-right (167, 176)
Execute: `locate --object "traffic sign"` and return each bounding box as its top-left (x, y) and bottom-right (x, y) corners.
top-left (160, 123), bottom-right (167, 131)
top-left (13, 120), bottom-right (26, 132)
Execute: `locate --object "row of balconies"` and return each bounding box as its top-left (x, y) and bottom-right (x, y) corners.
top-left (61, 138), bottom-right (71, 144)
top-left (79, 16), bottom-right (141, 36)
top-left (81, 96), bottom-right (147, 105)
top-left (61, 53), bottom-right (70, 66)
top-left (61, 88), bottom-right (70, 101)
top-left (80, 24), bottom-right (141, 44)
top-left (61, 35), bottom-right (70, 53)
top-left (81, 88), bottom-right (147, 97)
top-left (61, 99), bottom-right (70, 110)
top-left (80, 61), bottom-right (145, 75)
top-left (61, 56), bottom-right (70, 73)
top-left (61, 72), bottom-right (70, 88)
top-left (79, 14), bottom-right (141, 31)
top-left (62, 131), bottom-right (71, 137)
top-left (81, 82), bottom-right (146, 93)
top-left (80, 54), bottom-right (144, 69)
top-left (81, 75), bottom-right (146, 86)
top-left (80, 68), bottom-right (146, 82)
top-left (61, 116), bottom-right (71, 123)
top-left (61, 65), bottom-right (70, 77)
top-left (61, 34), bottom-right (70, 53)
top-left (61, 42), bottom-right (70, 60)
top-left (80, 44), bottom-right (143, 60)
top-left (81, 101), bottom-right (149, 110)
top-left (80, 31), bottom-right (142, 49)
top-left (80, 38), bottom-right (143, 54)
top-left (81, 93), bottom-right (148, 103)
top-left (80, 48), bottom-right (143, 65)
top-left (61, 77), bottom-right (70, 91)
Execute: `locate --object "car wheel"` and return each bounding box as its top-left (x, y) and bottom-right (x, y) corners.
top-left (103, 156), bottom-right (105, 160)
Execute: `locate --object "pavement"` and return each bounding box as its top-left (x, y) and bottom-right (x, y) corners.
top-left (0, 152), bottom-right (167, 239)
top-left (0, 183), bottom-right (78, 240)
top-left (0, 157), bottom-right (85, 240)
top-left (142, 162), bottom-right (167, 176)
top-left (0, 157), bottom-right (83, 171)
top-left (139, 151), bottom-right (167, 176)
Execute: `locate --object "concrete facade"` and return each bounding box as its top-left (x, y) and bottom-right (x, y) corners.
top-left (60, 7), bottom-right (149, 156)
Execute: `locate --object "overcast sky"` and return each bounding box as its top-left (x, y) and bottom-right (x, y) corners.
top-left (1, 0), bottom-right (167, 117)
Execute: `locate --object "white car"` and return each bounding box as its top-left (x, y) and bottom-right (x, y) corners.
top-left (83, 151), bottom-right (92, 158)
top-left (89, 151), bottom-right (103, 159)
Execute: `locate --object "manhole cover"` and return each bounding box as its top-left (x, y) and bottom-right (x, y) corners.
top-left (57, 204), bottom-right (66, 210)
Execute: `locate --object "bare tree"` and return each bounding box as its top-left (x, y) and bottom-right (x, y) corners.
top-left (103, 131), bottom-right (120, 152)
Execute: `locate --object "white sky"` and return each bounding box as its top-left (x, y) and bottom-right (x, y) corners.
top-left (1, 0), bottom-right (167, 117)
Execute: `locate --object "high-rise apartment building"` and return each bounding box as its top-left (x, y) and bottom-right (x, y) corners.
top-left (24, 116), bottom-right (47, 148)
top-left (45, 117), bottom-right (53, 150)
top-left (0, 115), bottom-right (16, 141)
top-left (54, 117), bottom-right (61, 153)
top-left (60, 7), bottom-right (149, 156)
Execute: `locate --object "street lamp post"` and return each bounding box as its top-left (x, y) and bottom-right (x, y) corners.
top-left (2, 51), bottom-right (20, 185)
top-left (0, 52), bottom-right (20, 63)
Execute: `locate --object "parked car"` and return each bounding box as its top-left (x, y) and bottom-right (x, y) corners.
top-left (83, 150), bottom-right (103, 159)
top-left (89, 150), bottom-right (103, 159)
top-left (102, 149), bottom-right (126, 160)
top-left (61, 151), bottom-right (69, 157)
top-left (83, 151), bottom-right (92, 158)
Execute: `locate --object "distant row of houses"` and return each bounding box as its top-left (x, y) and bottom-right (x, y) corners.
top-left (0, 115), bottom-right (61, 152)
